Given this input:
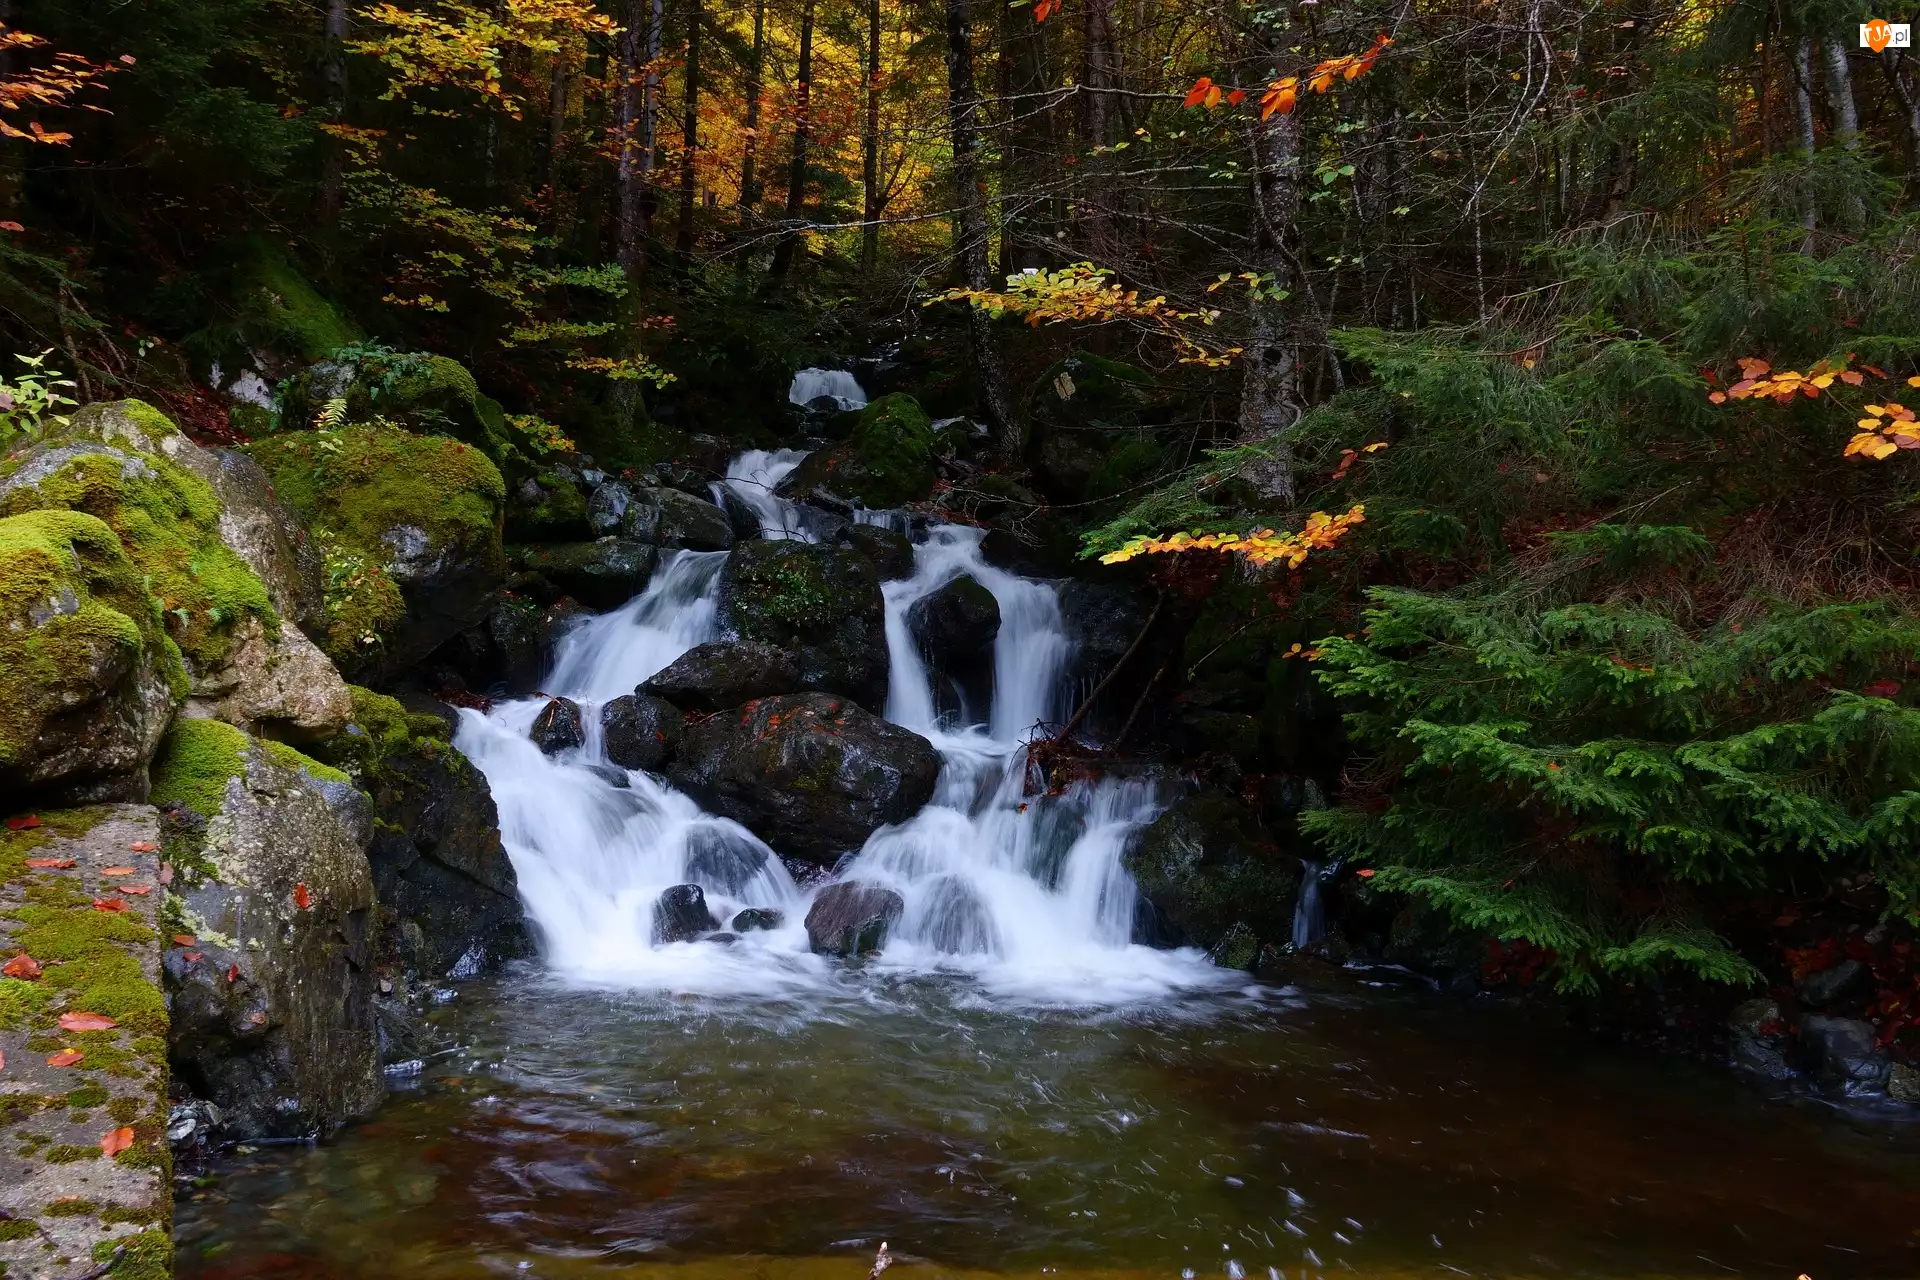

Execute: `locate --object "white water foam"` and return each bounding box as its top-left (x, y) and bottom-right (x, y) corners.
top-left (456, 456), bottom-right (1230, 1006)
top-left (788, 367), bottom-right (868, 410)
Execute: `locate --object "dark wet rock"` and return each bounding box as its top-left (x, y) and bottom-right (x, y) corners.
top-left (732, 907), bottom-right (784, 932)
top-left (1026, 351), bottom-right (1160, 502)
top-left (839, 522), bottom-right (916, 580)
top-left (1060, 579), bottom-right (1152, 682)
top-left (432, 587), bottom-right (546, 695)
top-left (718, 540), bottom-right (889, 708)
top-left (1799, 1014), bottom-right (1890, 1093)
top-left (602, 693), bottom-right (684, 769)
top-left (590, 480), bottom-right (734, 550)
top-left (508, 469), bottom-right (594, 541)
top-left (643, 639), bottom-right (802, 711)
top-left (907, 576), bottom-right (1000, 674)
top-left (1797, 958), bottom-right (1870, 1009)
top-left (979, 525), bottom-right (1077, 578)
top-left (653, 883), bottom-right (719, 943)
top-left (584, 762), bottom-right (632, 788)
top-left (513, 539), bottom-right (658, 609)
top-left (1122, 791), bottom-right (1299, 954)
top-left (1208, 921), bottom-right (1262, 971)
top-left (668, 693), bottom-right (940, 864)
top-left (1891, 1062), bottom-right (1920, 1104)
top-left (1728, 998), bottom-right (1794, 1080)
top-left (1179, 706), bottom-right (1264, 769)
top-left (783, 394), bottom-right (935, 510)
top-left (530, 697), bottom-right (585, 753)
top-left (705, 931), bottom-right (740, 945)
top-left (684, 826), bottom-right (772, 895)
top-left (806, 881), bottom-right (905, 956)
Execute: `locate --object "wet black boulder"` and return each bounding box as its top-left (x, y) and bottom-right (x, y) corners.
top-left (642, 639), bottom-right (802, 711)
top-left (805, 881), bottom-right (905, 956)
top-left (513, 539), bottom-right (658, 609)
top-left (530, 696), bottom-right (585, 753)
top-left (1122, 790), bottom-right (1299, 958)
top-left (653, 883), bottom-right (719, 943)
top-left (667, 693), bottom-right (940, 863)
top-left (907, 576), bottom-right (1000, 674)
top-left (732, 907), bottom-right (784, 932)
top-left (601, 693), bottom-right (684, 770)
top-left (717, 540), bottom-right (889, 709)
top-left (838, 523), bottom-right (916, 581)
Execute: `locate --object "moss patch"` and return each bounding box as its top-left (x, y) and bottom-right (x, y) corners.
top-left (243, 421), bottom-right (504, 662)
top-left (94, 1228), bottom-right (171, 1280)
top-left (789, 393), bottom-right (936, 509)
top-left (260, 739), bottom-right (350, 785)
top-left (148, 719), bottom-right (251, 820)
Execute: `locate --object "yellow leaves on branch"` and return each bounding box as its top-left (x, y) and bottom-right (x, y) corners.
top-left (1706, 354), bottom-right (1920, 462)
top-left (0, 25), bottom-right (133, 145)
top-left (926, 262), bottom-right (1242, 367)
top-left (1101, 505), bottom-right (1367, 569)
top-left (355, 0), bottom-right (617, 116)
top-left (1182, 35), bottom-right (1391, 123)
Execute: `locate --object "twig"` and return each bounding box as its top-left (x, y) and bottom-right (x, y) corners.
top-left (866, 1242), bottom-right (892, 1280)
top-left (1105, 659), bottom-right (1170, 758)
top-left (1056, 590), bottom-right (1166, 744)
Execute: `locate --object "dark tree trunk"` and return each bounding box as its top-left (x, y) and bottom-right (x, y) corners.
top-left (320, 0), bottom-right (350, 222)
top-left (676, 0), bottom-right (700, 268)
top-left (1235, 58), bottom-right (1303, 505)
top-left (740, 0), bottom-right (765, 211)
top-left (1077, 0), bottom-right (1119, 257)
top-left (770, 0), bottom-right (816, 275)
top-left (861, 0), bottom-right (882, 273)
top-left (545, 35), bottom-right (572, 255)
top-left (944, 0), bottom-right (1015, 457)
top-left (615, 0), bottom-right (646, 280)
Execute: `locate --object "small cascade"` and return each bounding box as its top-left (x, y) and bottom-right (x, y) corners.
top-left (459, 451), bottom-right (1229, 1003)
top-left (1292, 860), bottom-right (1326, 949)
top-left (787, 367), bottom-right (868, 410)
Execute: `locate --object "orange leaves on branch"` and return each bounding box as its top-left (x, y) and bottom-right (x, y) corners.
top-left (1185, 34), bottom-right (1391, 123)
top-left (1330, 441), bottom-right (1389, 480)
top-left (1033, 0), bottom-right (1058, 22)
top-left (1846, 402), bottom-right (1920, 460)
top-left (1708, 355), bottom-right (1920, 461)
top-left (1183, 76), bottom-right (1223, 109)
top-left (1101, 505), bottom-right (1368, 569)
top-left (355, 0), bottom-right (617, 116)
top-left (927, 263), bottom-right (1241, 367)
top-left (1260, 78), bottom-right (1299, 119)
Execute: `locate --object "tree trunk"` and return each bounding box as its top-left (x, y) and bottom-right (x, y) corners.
top-left (641, 0), bottom-right (662, 237)
top-left (1078, 0), bottom-right (1118, 257)
top-left (615, 0), bottom-right (646, 279)
top-left (545, 35), bottom-right (572, 255)
top-left (740, 0), bottom-right (765, 212)
top-left (770, 0), bottom-right (815, 275)
top-left (1884, 46), bottom-right (1920, 198)
top-left (1235, 90), bottom-right (1303, 505)
top-left (320, 0), bottom-right (349, 222)
top-left (1792, 35), bottom-right (1818, 232)
top-left (945, 0), bottom-right (1016, 458)
top-left (676, 0), bottom-right (700, 268)
top-left (861, 0), bottom-right (882, 273)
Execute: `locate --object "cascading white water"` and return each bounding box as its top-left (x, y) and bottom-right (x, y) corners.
top-left (712, 448), bottom-right (820, 541)
top-left (456, 458), bottom-right (1230, 1004)
top-left (787, 367), bottom-right (868, 410)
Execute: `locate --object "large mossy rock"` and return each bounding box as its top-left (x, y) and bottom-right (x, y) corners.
top-left (668, 693), bottom-right (941, 864)
top-left (154, 719), bottom-right (383, 1139)
top-left (907, 576), bottom-right (1000, 673)
top-left (507, 466), bottom-right (595, 542)
top-left (0, 509), bottom-right (183, 803)
top-left (783, 393), bottom-right (936, 510)
top-left (281, 350), bottom-right (516, 469)
top-left (717, 540), bottom-right (888, 709)
top-left (642, 639), bottom-right (801, 711)
top-left (244, 421), bottom-right (508, 680)
top-left (1122, 790), bottom-right (1299, 961)
top-left (310, 687), bottom-right (526, 978)
top-left (512, 538), bottom-right (657, 609)
top-left (1026, 351), bottom-right (1159, 501)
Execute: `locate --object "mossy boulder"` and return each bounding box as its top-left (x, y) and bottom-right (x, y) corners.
top-left (231, 237), bottom-right (361, 368)
top-left (243, 421), bottom-right (508, 680)
top-left (155, 718), bottom-right (383, 1140)
top-left (0, 509), bottom-right (183, 803)
top-left (512, 538), bottom-right (658, 609)
top-left (588, 480), bottom-right (734, 550)
top-left (783, 393), bottom-right (936, 510)
top-left (1027, 351), bottom-right (1158, 501)
top-left (281, 349), bottom-right (516, 467)
top-left (507, 467), bottom-right (594, 541)
top-left (1122, 790), bottom-right (1300, 960)
top-left (718, 540), bottom-right (889, 709)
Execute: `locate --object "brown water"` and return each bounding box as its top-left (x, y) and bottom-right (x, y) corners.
top-left (172, 962), bottom-right (1920, 1280)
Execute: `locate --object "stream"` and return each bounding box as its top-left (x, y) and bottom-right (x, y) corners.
top-left (173, 386), bottom-right (1920, 1278)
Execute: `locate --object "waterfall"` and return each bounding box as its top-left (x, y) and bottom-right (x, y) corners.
top-left (787, 367), bottom-right (868, 410)
top-left (1291, 860), bottom-right (1326, 949)
top-left (713, 448), bottom-right (821, 541)
top-left (457, 458), bottom-right (1229, 1003)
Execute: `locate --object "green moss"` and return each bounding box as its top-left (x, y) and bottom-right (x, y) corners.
top-left (106, 1097), bottom-right (141, 1126)
top-left (93, 1229), bottom-right (171, 1280)
top-left (97, 1204), bottom-right (163, 1227)
top-left (0, 975), bottom-right (51, 1029)
top-left (42, 1144), bottom-right (98, 1164)
top-left (42, 1198), bottom-right (98, 1218)
top-left (63, 1084), bottom-right (108, 1110)
top-left (242, 421), bottom-right (504, 663)
top-left (237, 239), bottom-right (360, 363)
top-left (0, 509), bottom-right (185, 770)
top-left (148, 719), bottom-right (250, 819)
top-left (10, 899), bottom-right (163, 1036)
top-left (0, 807), bottom-right (112, 882)
top-left (0, 1219), bottom-right (35, 1241)
top-left (795, 393), bottom-right (936, 508)
top-left (0, 404), bottom-right (279, 673)
top-left (260, 739), bottom-right (351, 785)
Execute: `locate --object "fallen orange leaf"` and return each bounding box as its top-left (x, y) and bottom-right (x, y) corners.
top-left (58, 1012), bottom-right (117, 1032)
top-left (128, 841), bottom-right (156, 853)
top-left (122, 884), bottom-right (152, 896)
top-left (100, 1127), bottom-right (135, 1157)
top-left (5, 814), bottom-right (41, 830)
top-left (101, 866), bottom-right (136, 876)
top-left (25, 857), bottom-right (75, 870)
top-left (92, 898), bottom-right (127, 913)
top-left (2, 953), bottom-right (42, 980)
top-left (47, 1049), bottom-right (84, 1067)
top-left (172, 934), bottom-right (196, 946)
top-left (183, 951), bottom-right (204, 962)
top-left (293, 883), bottom-right (311, 910)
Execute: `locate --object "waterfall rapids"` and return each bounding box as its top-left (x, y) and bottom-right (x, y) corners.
top-left (455, 451), bottom-right (1229, 1006)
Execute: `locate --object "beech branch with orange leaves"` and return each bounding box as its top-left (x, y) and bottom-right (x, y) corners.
top-left (1180, 34), bottom-right (1393, 122)
top-left (1706, 355), bottom-right (1920, 461)
top-left (1100, 504), bottom-right (1368, 569)
top-left (0, 25), bottom-right (132, 146)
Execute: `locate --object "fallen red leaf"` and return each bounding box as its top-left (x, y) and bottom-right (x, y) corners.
top-left (128, 841), bottom-right (156, 853)
top-left (47, 1049), bottom-right (84, 1068)
top-left (2, 953), bottom-right (42, 980)
top-left (58, 1012), bottom-right (117, 1032)
top-left (172, 934), bottom-right (196, 947)
top-left (92, 898), bottom-right (127, 913)
top-left (5, 814), bottom-right (42, 830)
top-left (25, 857), bottom-right (75, 870)
top-left (101, 866), bottom-right (136, 876)
top-left (0, 1049), bottom-right (4, 1070)
top-left (122, 884), bottom-right (152, 896)
top-left (293, 883), bottom-right (311, 910)
top-left (226, 964), bottom-right (239, 983)
top-left (100, 1127), bottom-right (135, 1157)
top-left (183, 952), bottom-right (204, 963)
